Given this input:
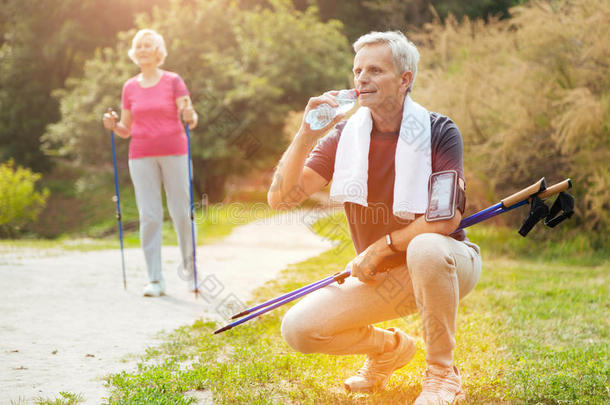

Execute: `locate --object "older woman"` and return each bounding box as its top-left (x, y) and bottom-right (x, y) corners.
top-left (103, 28), bottom-right (198, 297)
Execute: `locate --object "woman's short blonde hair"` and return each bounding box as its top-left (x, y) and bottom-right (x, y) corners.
top-left (128, 29), bottom-right (167, 67)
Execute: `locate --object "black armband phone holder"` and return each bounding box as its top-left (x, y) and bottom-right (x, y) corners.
top-left (425, 170), bottom-right (466, 222)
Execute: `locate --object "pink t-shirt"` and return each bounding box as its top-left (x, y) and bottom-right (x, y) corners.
top-left (122, 71), bottom-right (190, 159)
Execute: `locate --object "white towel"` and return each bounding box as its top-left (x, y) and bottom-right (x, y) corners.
top-left (329, 94), bottom-right (431, 220)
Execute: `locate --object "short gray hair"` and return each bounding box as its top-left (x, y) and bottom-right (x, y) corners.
top-left (128, 29), bottom-right (168, 67)
top-left (353, 31), bottom-right (420, 92)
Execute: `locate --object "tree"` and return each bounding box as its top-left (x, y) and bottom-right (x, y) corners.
top-left (412, 0), bottom-right (610, 234)
top-left (45, 0), bottom-right (352, 201)
top-left (0, 0), bottom-right (167, 172)
top-left (293, 0), bottom-right (528, 43)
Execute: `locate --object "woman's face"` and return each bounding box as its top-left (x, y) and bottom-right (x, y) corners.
top-left (134, 34), bottom-right (159, 67)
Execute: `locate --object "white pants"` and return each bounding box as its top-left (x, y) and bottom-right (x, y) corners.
top-left (129, 155), bottom-right (195, 283)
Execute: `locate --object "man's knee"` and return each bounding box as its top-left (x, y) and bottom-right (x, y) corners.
top-left (280, 307), bottom-right (324, 354)
top-left (407, 233), bottom-right (456, 280)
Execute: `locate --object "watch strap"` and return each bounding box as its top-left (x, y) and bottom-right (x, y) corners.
top-left (385, 233), bottom-right (402, 253)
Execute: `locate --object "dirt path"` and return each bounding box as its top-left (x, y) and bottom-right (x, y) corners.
top-left (0, 210), bottom-right (334, 404)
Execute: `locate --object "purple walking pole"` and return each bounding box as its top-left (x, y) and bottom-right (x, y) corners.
top-left (213, 270), bottom-right (351, 334)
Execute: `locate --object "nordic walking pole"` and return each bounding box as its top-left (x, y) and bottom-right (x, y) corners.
top-left (213, 270), bottom-right (351, 334)
top-left (456, 177), bottom-right (547, 229)
top-left (214, 178), bottom-right (573, 334)
top-left (185, 121), bottom-right (199, 297)
top-left (229, 272), bottom-right (346, 320)
top-left (108, 108), bottom-right (127, 290)
top-left (455, 178), bottom-right (572, 230)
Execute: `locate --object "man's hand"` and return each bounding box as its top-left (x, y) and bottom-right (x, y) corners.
top-left (349, 246), bottom-right (384, 283)
top-left (297, 91), bottom-right (345, 141)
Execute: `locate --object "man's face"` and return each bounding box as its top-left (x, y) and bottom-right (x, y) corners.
top-left (353, 43), bottom-right (411, 117)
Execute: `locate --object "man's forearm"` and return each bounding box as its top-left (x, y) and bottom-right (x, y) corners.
top-left (268, 131), bottom-right (316, 209)
top-left (366, 214), bottom-right (462, 267)
top-left (392, 214), bottom-right (461, 252)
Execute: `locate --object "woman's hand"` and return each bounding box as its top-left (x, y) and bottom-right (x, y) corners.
top-left (103, 109), bottom-right (119, 130)
top-left (103, 108), bottom-right (131, 138)
top-left (178, 96), bottom-right (198, 129)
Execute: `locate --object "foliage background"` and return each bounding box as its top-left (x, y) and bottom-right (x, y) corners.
top-left (0, 0), bottom-right (608, 243)
top-left (45, 0), bottom-right (352, 201)
top-left (413, 0), bottom-right (610, 237)
top-left (0, 160), bottom-right (49, 237)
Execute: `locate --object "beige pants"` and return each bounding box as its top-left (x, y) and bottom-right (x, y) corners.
top-left (129, 155), bottom-right (195, 284)
top-left (281, 233), bottom-right (482, 368)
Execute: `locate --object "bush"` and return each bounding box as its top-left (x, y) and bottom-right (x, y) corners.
top-left (413, 0), bottom-right (610, 234)
top-left (0, 160), bottom-right (50, 237)
top-left (44, 0), bottom-right (352, 201)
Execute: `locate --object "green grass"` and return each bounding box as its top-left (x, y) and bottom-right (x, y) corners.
top-left (467, 224), bottom-right (607, 266)
top-left (28, 392), bottom-right (85, 405)
top-left (103, 214), bottom-right (609, 404)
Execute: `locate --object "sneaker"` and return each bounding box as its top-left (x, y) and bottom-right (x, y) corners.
top-left (414, 365), bottom-right (466, 405)
top-left (143, 280), bottom-right (166, 297)
top-left (344, 328), bottom-right (416, 392)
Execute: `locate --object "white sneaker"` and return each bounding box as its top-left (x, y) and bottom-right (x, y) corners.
top-left (143, 280), bottom-right (166, 297)
top-left (344, 328), bottom-right (417, 392)
top-left (414, 365), bottom-right (466, 405)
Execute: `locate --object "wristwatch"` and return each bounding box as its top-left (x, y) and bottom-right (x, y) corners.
top-left (385, 233), bottom-right (402, 253)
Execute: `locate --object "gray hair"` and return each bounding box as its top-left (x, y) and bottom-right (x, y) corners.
top-left (353, 31), bottom-right (419, 92)
top-left (128, 29), bottom-right (167, 67)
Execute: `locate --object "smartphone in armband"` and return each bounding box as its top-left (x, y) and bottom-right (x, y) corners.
top-left (425, 170), bottom-right (464, 222)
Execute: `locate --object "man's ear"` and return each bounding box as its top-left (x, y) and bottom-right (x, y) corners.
top-left (400, 70), bottom-right (413, 93)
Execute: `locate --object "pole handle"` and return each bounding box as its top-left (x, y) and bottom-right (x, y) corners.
top-left (538, 179), bottom-right (572, 200)
top-left (501, 177), bottom-right (546, 208)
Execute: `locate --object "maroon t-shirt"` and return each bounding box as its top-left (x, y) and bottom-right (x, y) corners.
top-left (305, 112), bottom-right (467, 270)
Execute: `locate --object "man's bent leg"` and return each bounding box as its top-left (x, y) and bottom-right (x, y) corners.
top-left (281, 266), bottom-right (418, 356)
top-left (406, 233), bottom-right (481, 368)
top-left (281, 267), bottom-right (419, 392)
top-left (407, 233), bottom-right (481, 404)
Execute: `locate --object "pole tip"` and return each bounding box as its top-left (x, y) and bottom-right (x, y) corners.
top-left (230, 310), bottom-right (250, 320)
top-left (213, 325), bottom-right (231, 335)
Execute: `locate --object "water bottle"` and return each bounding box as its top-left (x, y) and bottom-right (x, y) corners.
top-left (305, 89), bottom-right (359, 130)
